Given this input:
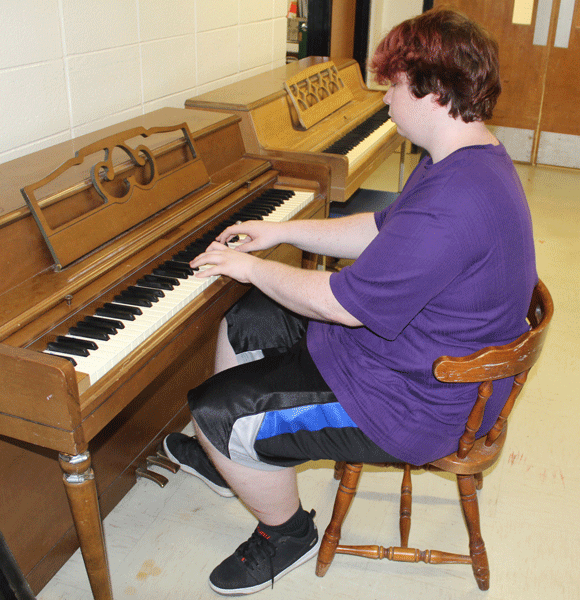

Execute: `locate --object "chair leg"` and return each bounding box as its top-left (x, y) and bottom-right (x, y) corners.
top-left (457, 474), bottom-right (490, 590)
top-left (399, 464), bottom-right (412, 547)
top-left (474, 472), bottom-right (483, 490)
top-left (316, 463), bottom-right (363, 577)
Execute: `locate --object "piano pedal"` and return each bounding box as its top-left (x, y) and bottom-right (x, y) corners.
top-left (135, 466), bottom-right (168, 488)
top-left (147, 453), bottom-right (180, 474)
top-left (155, 444), bottom-right (181, 473)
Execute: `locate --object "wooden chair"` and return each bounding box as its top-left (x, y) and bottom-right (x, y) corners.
top-left (316, 279), bottom-right (553, 590)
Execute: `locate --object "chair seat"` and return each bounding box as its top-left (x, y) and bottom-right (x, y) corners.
top-left (430, 425), bottom-right (507, 475)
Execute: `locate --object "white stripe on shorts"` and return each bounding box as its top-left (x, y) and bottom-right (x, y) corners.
top-left (228, 412), bottom-right (286, 472)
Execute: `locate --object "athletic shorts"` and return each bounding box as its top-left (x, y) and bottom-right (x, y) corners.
top-left (188, 288), bottom-right (400, 471)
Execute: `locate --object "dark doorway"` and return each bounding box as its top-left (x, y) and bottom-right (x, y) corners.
top-left (353, 0), bottom-right (371, 77)
top-left (306, 0), bottom-right (332, 57)
top-left (307, 0), bottom-right (372, 75)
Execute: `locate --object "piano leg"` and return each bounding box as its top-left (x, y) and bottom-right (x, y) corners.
top-left (59, 452), bottom-right (113, 600)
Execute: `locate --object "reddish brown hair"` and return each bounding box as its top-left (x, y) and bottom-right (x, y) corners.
top-left (370, 8), bottom-right (501, 122)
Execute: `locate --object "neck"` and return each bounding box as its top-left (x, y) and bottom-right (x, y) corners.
top-left (425, 118), bottom-right (499, 163)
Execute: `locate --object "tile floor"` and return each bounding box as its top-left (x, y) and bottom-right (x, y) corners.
top-left (38, 150), bottom-right (580, 600)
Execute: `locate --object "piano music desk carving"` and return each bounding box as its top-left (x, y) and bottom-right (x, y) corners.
top-left (0, 108), bottom-right (329, 599)
top-left (186, 57), bottom-right (406, 204)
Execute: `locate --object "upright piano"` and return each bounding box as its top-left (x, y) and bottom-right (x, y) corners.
top-left (0, 107), bottom-right (329, 599)
top-left (185, 57), bottom-right (405, 204)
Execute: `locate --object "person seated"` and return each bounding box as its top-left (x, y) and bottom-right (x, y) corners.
top-left (163, 7), bottom-right (537, 596)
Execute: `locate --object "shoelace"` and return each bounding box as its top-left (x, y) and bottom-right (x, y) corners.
top-left (235, 528), bottom-right (277, 588)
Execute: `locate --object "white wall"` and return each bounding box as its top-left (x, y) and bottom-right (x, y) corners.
top-left (366, 0), bottom-right (423, 89)
top-left (0, 0), bottom-right (288, 165)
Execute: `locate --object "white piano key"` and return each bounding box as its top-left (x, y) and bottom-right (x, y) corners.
top-left (347, 120), bottom-right (397, 174)
top-left (65, 190), bottom-right (314, 387)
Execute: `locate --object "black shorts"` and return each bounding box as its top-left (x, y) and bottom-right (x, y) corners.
top-left (188, 289), bottom-right (400, 470)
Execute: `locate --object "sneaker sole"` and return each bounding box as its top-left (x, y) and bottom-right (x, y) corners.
top-left (208, 536), bottom-right (322, 595)
top-left (162, 437), bottom-right (235, 498)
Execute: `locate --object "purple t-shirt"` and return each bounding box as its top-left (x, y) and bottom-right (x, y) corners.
top-left (306, 143), bottom-right (537, 465)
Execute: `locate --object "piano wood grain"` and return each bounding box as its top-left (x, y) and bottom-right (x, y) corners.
top-left (0, 108), bottom-right (329, 597)
top-left (185, 57), bottom-right (405, 203)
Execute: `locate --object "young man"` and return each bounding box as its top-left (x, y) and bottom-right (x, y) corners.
top-left (163, 7), bottom-right (537, 596)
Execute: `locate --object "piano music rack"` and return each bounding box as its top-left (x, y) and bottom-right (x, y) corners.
top-left (21, 123), bottom-right (209, 271)
top-left (284, 61), bottom-right (354, 129)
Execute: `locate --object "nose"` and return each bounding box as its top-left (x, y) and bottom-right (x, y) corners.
top-left (383, 88), bottom-right (391, 105)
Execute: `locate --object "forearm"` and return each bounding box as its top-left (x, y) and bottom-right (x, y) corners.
top-left (274, 213), bottom-right (378, 259)
top-left (248, 259), bottom-right (362, 326)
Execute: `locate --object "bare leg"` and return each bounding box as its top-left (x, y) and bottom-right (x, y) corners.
top-left (194, 422), bottom-right (300, 526)
top-left (195, 316), bottom-right (301, 525)
top-left (214, 317), bottom-right (238, 374)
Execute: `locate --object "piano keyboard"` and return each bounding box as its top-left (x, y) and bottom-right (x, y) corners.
top-left (43, 187), bottom-right (314, 386)
top-left (322, 105), bottom-right (396, 174)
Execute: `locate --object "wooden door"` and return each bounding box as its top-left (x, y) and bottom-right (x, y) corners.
top-left (536, 0), bottom-right (580, 166)
top-left (433, 0), bottom-right (580, 168)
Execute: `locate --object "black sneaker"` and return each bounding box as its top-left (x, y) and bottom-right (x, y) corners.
top-left (209, 510), bottom-right (320, 595)
top-left (163, 433), bottom-right (234, 498)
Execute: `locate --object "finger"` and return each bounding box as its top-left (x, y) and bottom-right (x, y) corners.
top-left (216, 222), bottom-right (245, 244)
top-left (193, 263), bottom-right (220, 278)
top-left (189, 252), bottom-right (216, 269)
top-left (205, 240), bottom-right (228, 251)
top-left (216, 230), bottom-right (235, 244)
top-left (226, 234), bottom-right (250, 250)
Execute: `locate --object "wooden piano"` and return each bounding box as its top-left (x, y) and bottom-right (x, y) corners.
top-left (185, 57), bottom-right (405, 204)
top-left (0, 107), bottom-right (328, 599)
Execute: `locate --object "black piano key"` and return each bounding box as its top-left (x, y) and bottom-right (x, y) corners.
top-left (161, 261), bottom-right (194, 275)
top-left (140, 274), bottom-right (177, 289)
top-left (258, 192), bottom-right (291, 201)
top-left (217, 218), bottom-right (239, 228)
top-left (152, 267), bottom-right (189, 280)
top-left (195, 236), bottom-right (216, 248)
top-left (76, 320), bottom-right (118, 335)
top-left (101, 302), bottom-right (142, 316)
top-left (85, 315), bottom-right (125, 330)
top-left (212, 220), bottom-right (234, 232)
top-left (68, 326), bottom-right (110, 341)
top-left (59, 355), bottom-right (78, 366)
top-left (114, 293), bottom-right (152, 308)
top-left (40, 187), bottom-right (300, 377)
top-left (247, 204), bottom-right (274, 214)
top-left (233, 211), bottom-right (263, 220)
top-left (96, 306), bottom-right (137, 321)
top-left (125, 285), bottom-right (162, 301)
top-left (56, 335), bottom-right (98, 351)
top-left (184, 242), bottom-right (206, 254)
top-left (322, 105), bottom-right (391, 155)
top-left (133, 283), bottom-right (165, 297)
top-left (263, 188), bottom-right (294, 196)
top-left (173, 250), bottom-right (203, 263)
top-left (253, 197), bottom-right (285, 207)
top-left (47, 342), bottom-right (89, 357)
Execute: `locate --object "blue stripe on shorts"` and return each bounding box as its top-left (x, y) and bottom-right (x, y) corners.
top-left (256, 402), bottom-right (357, 440)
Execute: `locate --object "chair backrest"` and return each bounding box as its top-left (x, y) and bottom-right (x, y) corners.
top-left (432, 279), bottom-right (553, 459)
